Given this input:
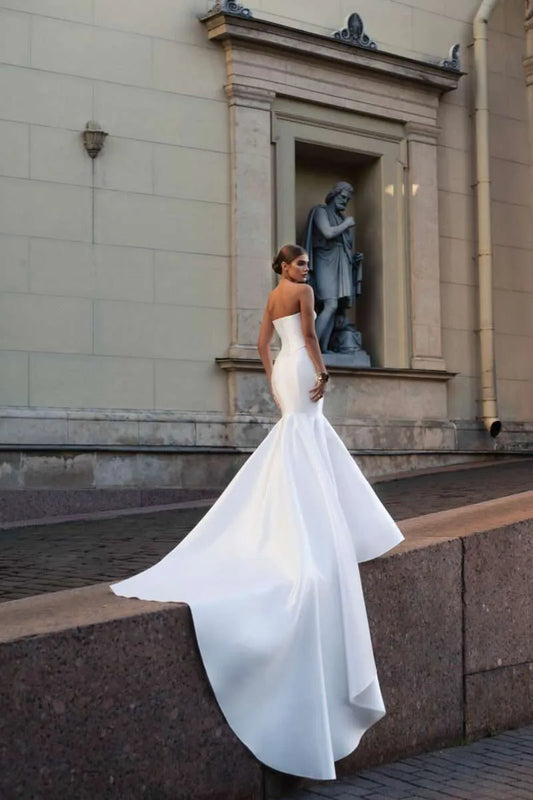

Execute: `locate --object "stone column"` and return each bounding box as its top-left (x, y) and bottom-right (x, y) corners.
top-left (406, 121), bottom-right (446, 371)
top-left (226, 83), bottom-right (275, 360)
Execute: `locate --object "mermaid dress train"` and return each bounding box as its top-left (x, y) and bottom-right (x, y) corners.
top-left (111, 312), bottom-right (404, 780)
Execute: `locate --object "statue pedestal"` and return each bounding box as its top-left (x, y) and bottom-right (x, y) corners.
top-left (324, 351), bottom-right (371, 368)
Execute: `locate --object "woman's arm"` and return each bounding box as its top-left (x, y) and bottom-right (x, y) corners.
top-left (299, 286), bottom-right (329, 402)
top-left (257, 305), bottom-right (275, 382)
top-left (258, 306), bottom-right (281, 408)
top-left (314, 206), bottom-right (354, 240)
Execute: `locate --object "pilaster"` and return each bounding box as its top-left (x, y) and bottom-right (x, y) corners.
top-left (406, 121), bottom-right (446, 372)
top-left (225, 84), bottom-right (275, 360)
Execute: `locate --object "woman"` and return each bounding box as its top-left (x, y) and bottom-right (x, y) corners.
top-left (258, 243), bottom-right (329, 407)
top-left (111, 244), bottom-right (403, 780)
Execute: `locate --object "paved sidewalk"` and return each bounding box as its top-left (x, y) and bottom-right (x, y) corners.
top-left (275, 724), bottom-right (533, 799)
top-left (0, 458), bottom-right (531, 603)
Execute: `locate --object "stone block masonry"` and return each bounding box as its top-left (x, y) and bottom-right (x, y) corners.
top-left (0, 588), bottom-right (263, 800)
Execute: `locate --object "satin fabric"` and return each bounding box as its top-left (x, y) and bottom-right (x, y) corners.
top-left (111, 312), bottom-right (404, 780)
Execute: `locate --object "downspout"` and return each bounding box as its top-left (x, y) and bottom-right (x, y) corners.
top-left (473, 0), bottom-right (502, 436)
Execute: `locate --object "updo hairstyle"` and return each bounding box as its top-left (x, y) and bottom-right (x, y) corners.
top-left (272, 244), bottom-right (307, 275)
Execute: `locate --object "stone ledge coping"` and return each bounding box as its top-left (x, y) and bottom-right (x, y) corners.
top-left (395, 490), bottom-right (533, 553)
top-left (0, 583), bottom-right (179, 645)
top-left (1, 491), bottom-right (531, 646)
top-left (216, 357), bottom-right (457, 381)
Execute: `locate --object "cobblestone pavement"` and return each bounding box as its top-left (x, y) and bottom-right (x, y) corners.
top-left (364, 458), bottom-right (531, 520)
top-left (1, 458), bottom-right (531, 603)
top-left (275, 724), bottom-right (533, 799)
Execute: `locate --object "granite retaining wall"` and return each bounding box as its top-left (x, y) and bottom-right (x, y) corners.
top-left (1, 497), bottom-right (532, 799)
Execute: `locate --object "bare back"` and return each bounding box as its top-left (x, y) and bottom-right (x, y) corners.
top-left (267, 281), bottom-right (307, 321)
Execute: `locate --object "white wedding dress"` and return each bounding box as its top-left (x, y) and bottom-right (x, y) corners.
top-left (111, 312), bottom-right (404, 780)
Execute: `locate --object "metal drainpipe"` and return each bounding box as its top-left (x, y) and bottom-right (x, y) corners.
top-left (473, 0), bottom-right (502, 436)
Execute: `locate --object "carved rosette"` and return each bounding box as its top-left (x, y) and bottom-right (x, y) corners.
top-left (333, 13), bottom-right (377, 50)
top-left (441, 43), bottom-right (461, 71)
top-left (208, 0), bottom-right (253, 17)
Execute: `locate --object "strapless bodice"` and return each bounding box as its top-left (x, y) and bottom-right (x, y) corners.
top-left (272, 312), bottom-right (306, 354)
top-left (271, 312), bottom-right (319, 415)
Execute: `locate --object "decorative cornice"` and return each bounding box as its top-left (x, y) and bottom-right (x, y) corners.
top-left (405, 121), bottom-right (440, 145)
top-left (201, 12), bottom-right (463, 94)
top-left (332, 13), bottom-right (377, 50)
top-left (441, 43), bottom-right (461, 72)
top-left (207, 0), bottom-right (253, 18)
top-left (225, 83), bottom-right (275, 110)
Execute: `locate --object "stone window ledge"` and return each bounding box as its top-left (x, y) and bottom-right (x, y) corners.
top-left (216, 357), bottom-right (456, 382)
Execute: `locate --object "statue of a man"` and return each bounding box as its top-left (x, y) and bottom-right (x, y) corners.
top-left (300, 181), bottom-right (359, 352)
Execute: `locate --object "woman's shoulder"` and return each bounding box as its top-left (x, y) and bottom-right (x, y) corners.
top-left (296, 282), bottom-right (314, 300)
top-left (281, 282), bottom-right (313, 304)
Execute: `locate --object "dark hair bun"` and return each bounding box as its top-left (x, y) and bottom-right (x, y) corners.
top-left (272, 256), bottom-right (282, 275)
top-left (272, 244), bottom-right (307, 275)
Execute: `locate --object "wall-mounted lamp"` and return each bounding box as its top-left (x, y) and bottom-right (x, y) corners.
top-left (82, 121), bottom-right (108, 159)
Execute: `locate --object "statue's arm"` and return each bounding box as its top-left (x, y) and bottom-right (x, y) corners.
top-left (313, 206), bottom-right (354, 239)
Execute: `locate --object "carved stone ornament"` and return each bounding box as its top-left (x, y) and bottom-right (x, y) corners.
top-left (333, 13), bottom-right (377, 50)
top-left (208, 0), bottom-right (253, 17)
top-left (526, 0), bottom-right (533, 20)
top-left (441, 43), bottom-right (461, 71)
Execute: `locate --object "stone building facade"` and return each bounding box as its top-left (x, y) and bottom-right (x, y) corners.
top-left (0, 0), bottom-right (531, 490)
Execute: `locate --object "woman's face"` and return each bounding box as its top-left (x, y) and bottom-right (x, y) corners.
top-left (283, 254), bottom-right (309, 282)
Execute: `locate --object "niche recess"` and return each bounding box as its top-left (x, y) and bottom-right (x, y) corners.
top-left (295, 141), bottom-right (382, 364)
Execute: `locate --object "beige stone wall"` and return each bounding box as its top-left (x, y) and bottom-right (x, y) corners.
top-left (0, 0), bottom-right (230, 413)
top-left (0, 0), bottom-right (531, 434)
top-left (437, 0), bottom-right (533, 423)
top-left (489, 1), bottom-right (533, 422)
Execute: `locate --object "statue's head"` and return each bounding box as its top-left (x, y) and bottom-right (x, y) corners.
top-left (325, 181), bottom-right (353, 212)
